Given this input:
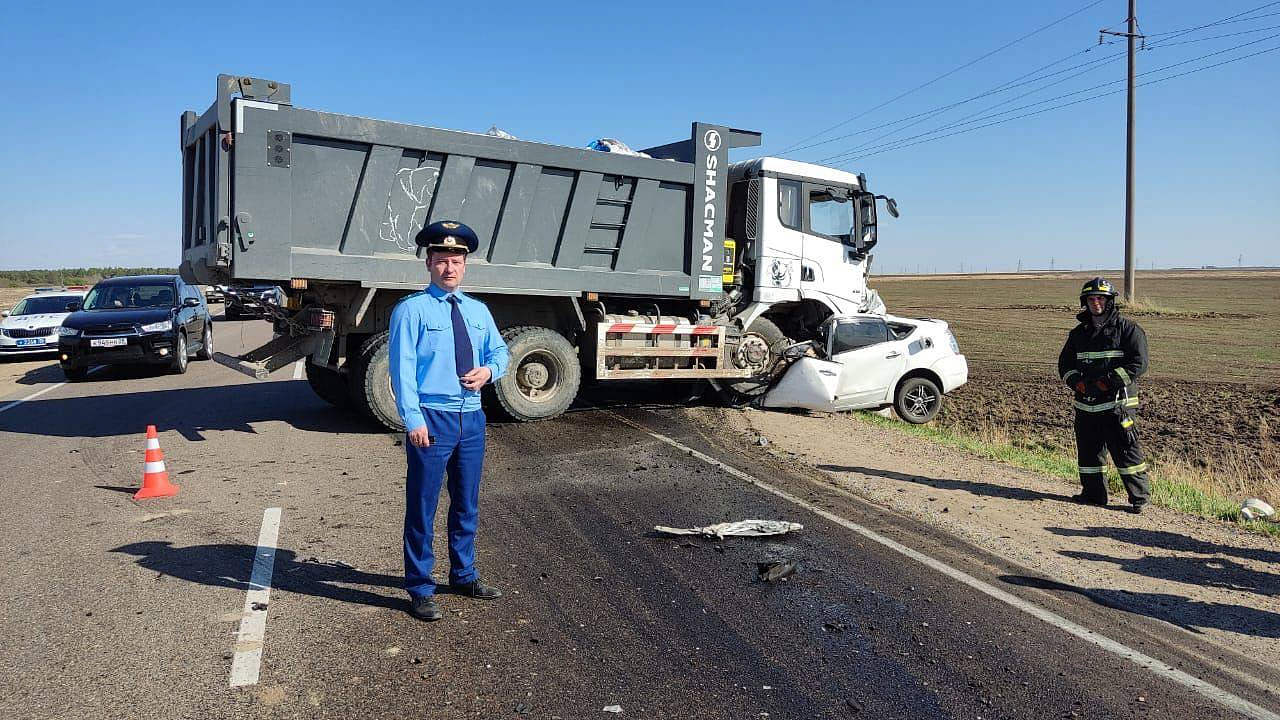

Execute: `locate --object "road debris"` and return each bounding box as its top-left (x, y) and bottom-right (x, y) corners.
top-left (756, 560), bottom-right (799, 583)
top-left (300, 556), bottom-right (358, 570)
top-left (1240, 498), bottom-right (1275, 521)
top-left (602, 704), bottom-right (624, 713)
top-left (653, 519), bottom-right (803, 539)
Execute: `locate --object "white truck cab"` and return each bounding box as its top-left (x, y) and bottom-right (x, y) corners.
top-left (728, 157), bottom-right (892, 333)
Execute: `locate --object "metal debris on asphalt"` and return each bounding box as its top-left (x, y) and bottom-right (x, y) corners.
top-left (602, 705), bottom-right (623, 713)
top-left (652, 519), bottom-right (803, 539)
top-left (756, 560), bottom-right (799, 583)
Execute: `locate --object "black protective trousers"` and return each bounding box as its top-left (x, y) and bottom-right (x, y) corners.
top-left (1074, 409), bottom-right (1151, 506)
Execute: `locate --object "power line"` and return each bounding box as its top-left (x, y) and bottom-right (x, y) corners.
top-left (778, 0), bottom-right (1110, 154)
top-left (820, 31), bottom-right (1280, 163)
top-left (830, 42), bottom-right (1280, 164)
top-left (788, 2), bottom-right (1280, 160)
top-left (1141, 1), bottom-right (1280, 37)
top-left (784, 45), bottom-right (1125, 156)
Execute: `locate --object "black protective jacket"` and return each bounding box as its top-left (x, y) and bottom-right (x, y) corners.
top-left (1057, 308), bottom-right (1149, 412)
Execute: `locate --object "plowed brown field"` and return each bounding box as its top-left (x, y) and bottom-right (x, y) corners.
top-left (875, 270), bottom-right (1280, 492)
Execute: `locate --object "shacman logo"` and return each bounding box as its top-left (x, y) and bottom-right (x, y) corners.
top-left (700, 131), bottom-right (722, 274)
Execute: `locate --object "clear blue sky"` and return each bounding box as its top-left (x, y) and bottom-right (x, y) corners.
top-left (1, 0), bottom-right (1276, 272)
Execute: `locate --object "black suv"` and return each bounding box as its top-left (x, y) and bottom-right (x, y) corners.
top-left (223, 283), bottom-right (284, 320)
top-left (58, 275), bottom-right (214, 380)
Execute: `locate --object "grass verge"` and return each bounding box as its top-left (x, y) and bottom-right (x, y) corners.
top-left (853, 411), bottom-right (1280, 538)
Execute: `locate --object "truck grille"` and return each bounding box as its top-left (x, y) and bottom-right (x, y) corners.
top-left (744, 179), bottom-right (759, 240)
top-left (2, 327), bottom-right (55, 339)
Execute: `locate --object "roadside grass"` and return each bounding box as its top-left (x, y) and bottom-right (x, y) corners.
top-left (853, 411), bottom-right (1280, 538)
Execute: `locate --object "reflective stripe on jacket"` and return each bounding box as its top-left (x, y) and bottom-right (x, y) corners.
top-left (1057, 307), bottom-right (1148, 409)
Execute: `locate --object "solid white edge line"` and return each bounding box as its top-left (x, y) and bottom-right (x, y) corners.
top-left (606, 411), bottom-right (1280, 720)
top-left (229, 507), bottom-right (283, 688)
top-left (0, 365), bottom-right (106, 415)
top-left (292, 359), bottom-right (305, 380)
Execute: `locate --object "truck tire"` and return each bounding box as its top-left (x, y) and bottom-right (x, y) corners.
top-left (714, 317), bottom-right (789, 406)
top-left (305, 361), bottom-right (351, 409)
top-left (895, 376), bottom-right (942, 424)
top-left (349, 331), bottom-right (405, 432)
top-left (486, 326), bottom-right (581, 422)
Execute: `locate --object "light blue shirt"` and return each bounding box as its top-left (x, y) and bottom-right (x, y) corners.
top-left (388, 283), bottom-right (510, 431)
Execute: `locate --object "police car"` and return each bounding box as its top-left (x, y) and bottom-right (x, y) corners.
top-left (0, 287), bottom-right (89, 356)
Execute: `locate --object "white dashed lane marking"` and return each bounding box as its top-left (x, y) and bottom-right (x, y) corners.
top-left (229, 507), bottom-right (282, 688)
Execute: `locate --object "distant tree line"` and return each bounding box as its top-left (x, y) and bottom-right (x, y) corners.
top-left (0, 267), bottom-right (178, 288)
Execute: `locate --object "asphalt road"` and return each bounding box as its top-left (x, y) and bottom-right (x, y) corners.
top-left (0, 314), bottom-right (1276, 719)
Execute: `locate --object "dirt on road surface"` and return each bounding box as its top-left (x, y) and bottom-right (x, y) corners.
top-left (697, 405), bottom-right (1280, 671)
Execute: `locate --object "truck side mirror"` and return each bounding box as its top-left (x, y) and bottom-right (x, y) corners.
top-left (184, 297), bottom-right (202, 307)
top-left (874, 194), bottom-right (900, 218)
top-left (64, 301), bottom-right (80, 312)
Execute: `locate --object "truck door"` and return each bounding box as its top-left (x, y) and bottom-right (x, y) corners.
top-left (801, 184), bottom-right (863, 311)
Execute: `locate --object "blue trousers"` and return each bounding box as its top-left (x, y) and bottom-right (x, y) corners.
top-left (404, 408), bottom-right (487, 599)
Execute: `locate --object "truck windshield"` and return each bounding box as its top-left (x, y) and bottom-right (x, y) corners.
top-left (83, 284), bottom-right (177, 310)
top-left (809, 190), bottom-right (854, 244)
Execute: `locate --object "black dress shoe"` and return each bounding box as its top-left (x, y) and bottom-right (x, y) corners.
top-left (1128, 503), bottom-right (1145, 515)
top-left (410, 595), bottom-right (443, 621)
top-left (1070, 494), bottom-right (1107, 507)
top-left (454, 580), bottom-right (502, 600)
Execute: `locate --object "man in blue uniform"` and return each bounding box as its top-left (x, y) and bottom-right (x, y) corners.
top-left (389, 220), bottom-right (510, 621)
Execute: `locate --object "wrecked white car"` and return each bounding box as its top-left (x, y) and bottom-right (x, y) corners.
top-left (762, 313), bottom-right (967, 423)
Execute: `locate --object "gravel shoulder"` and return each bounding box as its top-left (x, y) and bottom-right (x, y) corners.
top-left (688, 405), bottom-right (1280, 671)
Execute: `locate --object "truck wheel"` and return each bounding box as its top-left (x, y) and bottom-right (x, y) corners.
top-left (350, 331), bottom-right (405, 432)
top-left (486, 326), bottom-right (581, 422)
top-left (714, 317), bottom-right (789, 406)
top-left (305, 361), bottom-right (351, 409)
top-left (895, 376), bottom-right (942, 424)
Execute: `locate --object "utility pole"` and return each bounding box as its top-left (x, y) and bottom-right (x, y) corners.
top-left (1102, 1), bottom-right (1142, 303)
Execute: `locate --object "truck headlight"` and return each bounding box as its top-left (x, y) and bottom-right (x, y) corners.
top-left (58, 326), bottom-right (80, 337)
top-left (141, 321), bottom-right (171, 333)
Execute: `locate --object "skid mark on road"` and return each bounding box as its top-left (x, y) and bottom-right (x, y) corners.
top-left (229, 507), bottom-right (282, 688)
top-left (606, 411), bottom-right (1280, 720)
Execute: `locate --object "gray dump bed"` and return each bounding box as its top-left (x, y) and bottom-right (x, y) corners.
top-left (181, 75), bottom-right (759, 301)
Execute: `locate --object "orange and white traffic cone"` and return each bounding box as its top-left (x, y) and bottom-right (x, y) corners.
top-left (134, 425), bottom-right (179, 499)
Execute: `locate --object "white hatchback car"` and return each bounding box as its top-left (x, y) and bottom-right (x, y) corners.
top-left (762, 313), bottom-right (968, 423)
top-left (0, 288), bottom-right (89, 356)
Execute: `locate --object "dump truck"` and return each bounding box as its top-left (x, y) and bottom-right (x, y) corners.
top-left (179, 74), bottom-right (898, 429)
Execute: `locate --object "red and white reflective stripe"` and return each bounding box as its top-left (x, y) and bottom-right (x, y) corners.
top-left (605, 324), bottom-right (719, 335)
top-left (145, 438), bottom-right (160, 451)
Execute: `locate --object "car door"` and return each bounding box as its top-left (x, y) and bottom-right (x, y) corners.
top-left (179, 283), bottom-right (202, 343)
top-left (829, 316), bottom-right (907, 409)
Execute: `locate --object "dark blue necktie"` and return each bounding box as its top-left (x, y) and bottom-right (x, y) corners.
top-left (448, 295), bottom-right (475, 380)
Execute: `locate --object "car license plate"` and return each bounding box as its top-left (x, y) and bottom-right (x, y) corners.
top-left (16, 338), bottom-right (44, 347)
top-left (90, 338), bottom-right (128, 348)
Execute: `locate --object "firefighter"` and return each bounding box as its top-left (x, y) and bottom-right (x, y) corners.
top-left (1057, 277), bottom-right (1151, 513)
